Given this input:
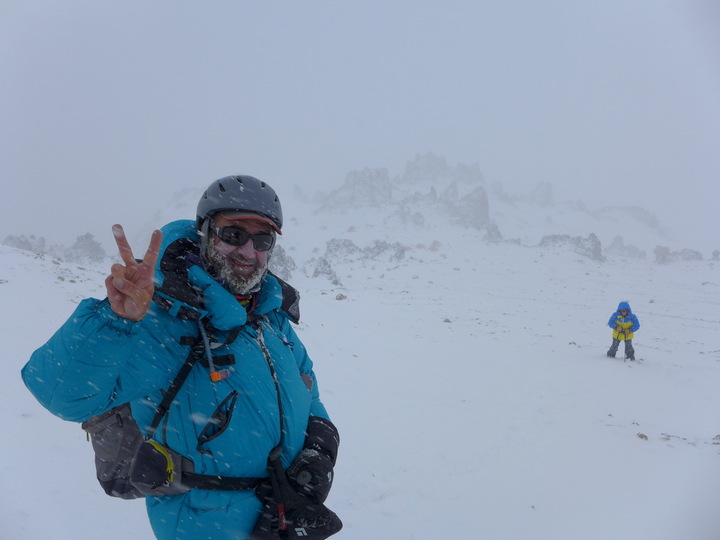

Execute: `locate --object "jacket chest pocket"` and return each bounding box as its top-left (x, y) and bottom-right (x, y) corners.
top-left (196, 390), bottom-right (238, 456)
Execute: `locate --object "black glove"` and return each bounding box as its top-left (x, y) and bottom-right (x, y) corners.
top-left (286, 417), bottom-right (339, 504)
top-left (287, 449), bottom-right (333, 504)
top-left (252, 425), bottom-right (343, 540)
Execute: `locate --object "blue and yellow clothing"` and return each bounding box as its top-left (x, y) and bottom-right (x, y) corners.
top-left (21, 220), bottom-right (329, 540)
top-left (607, 301), bottom-right (640, 340)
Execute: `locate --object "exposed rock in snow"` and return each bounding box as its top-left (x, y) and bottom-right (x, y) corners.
top-left (606, 236), bottom-right (646, 259)
top-left (653, 245), bottom-right (704, 264)
top-left (536, 233), bottom-right (604, 261)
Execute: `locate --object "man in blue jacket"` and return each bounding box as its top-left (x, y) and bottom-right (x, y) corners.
top-left (606, 300), bottom-right (641, 361)
top-left (22, 175), bottom-right (341, 539)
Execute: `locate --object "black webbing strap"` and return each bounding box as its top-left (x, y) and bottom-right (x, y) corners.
top-left (181, 472), bottom-right (263, 491)
top-left (142, 328), bottom-right (266, 492)
top-left (146, 337), bottom-right (204, 440)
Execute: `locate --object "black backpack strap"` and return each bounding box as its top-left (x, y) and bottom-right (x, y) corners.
top-left (146, 335), bottom-right (205, 440)
top-left (139, 331), bottom-right (267, 492)
top-left (180, 472), bottom-right (263, 491)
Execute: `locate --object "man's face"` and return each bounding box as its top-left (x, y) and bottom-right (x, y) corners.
top-left (205, 215), bottom-right (274, 295)
top-left (620, 309), bottom-right (628, 316)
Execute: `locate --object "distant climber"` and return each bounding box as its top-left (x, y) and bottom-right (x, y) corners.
top-left (606, 301), bottom-right (640, 361)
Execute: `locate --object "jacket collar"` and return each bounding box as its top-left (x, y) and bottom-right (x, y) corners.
top-left (152, 220), bottom-right (284, 330)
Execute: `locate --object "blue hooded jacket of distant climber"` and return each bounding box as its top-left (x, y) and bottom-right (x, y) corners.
top-left (21, 220), bottom-right (330, 540)
top-left (607, 301), bottom-right (640, 340)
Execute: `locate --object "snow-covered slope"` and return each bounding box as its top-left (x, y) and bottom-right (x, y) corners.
top-left (3, 160), bottom-right (719, 539)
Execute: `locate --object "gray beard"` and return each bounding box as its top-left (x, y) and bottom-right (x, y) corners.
top-left (204, 243), bottom-right (267, 295)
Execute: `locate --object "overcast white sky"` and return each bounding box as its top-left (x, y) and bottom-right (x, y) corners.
top-left (1, 1), bottom-right (718, 251)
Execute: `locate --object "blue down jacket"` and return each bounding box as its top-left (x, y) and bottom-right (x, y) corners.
top-left (22, 220), bottom-right (329, 540)
top-left (607, 301), bottom-right (641, 340)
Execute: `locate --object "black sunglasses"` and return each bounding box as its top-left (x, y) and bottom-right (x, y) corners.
top-left (211, 226), bottom-right (275, 251)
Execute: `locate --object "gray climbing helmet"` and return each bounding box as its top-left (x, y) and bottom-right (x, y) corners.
top-left (196, 175), bottom-right (283, 233)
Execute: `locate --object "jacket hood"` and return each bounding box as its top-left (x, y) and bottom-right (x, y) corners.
top-left (617, 301), bottom-right (632, 313)
top-left (155, 219), bottom-right (200, 283)
top-left (151, 219), bottom-right (297, 329)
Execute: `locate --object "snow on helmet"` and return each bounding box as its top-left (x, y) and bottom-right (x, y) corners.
top-left (197, 175), bottom-right (283, 234)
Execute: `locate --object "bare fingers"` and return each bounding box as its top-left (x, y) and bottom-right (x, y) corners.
top-left (112, 224), bottom-right (137, 266)
top-left (107, 264), bottom-right (136, 319)
top-left (105, 274), bottom-right (122, 306)
top-left (141, 229), bottom-right (163, 269)
top-left (107, 225), bottom-right (163, 321)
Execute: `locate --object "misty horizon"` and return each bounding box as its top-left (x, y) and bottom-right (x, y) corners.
top-left (2, 2), bottom-right (718, 254)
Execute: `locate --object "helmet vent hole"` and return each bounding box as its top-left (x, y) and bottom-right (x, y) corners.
top-left (218, 183), bottom-right (226, 193)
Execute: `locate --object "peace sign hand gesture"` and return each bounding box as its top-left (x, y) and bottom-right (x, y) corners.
top-left (105, 224), bottom-right (163, 322)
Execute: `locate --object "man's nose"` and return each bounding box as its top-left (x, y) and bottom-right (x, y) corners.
top-left (234, 237), bottom-right (256, 256)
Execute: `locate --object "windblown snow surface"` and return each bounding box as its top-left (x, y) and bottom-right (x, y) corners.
top-left (2, 165), bottom-right (719, 539)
